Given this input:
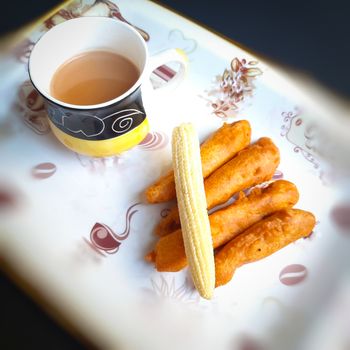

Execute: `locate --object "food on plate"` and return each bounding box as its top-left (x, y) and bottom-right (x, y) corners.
top-left (210, 180), bottom-right (299, 247)
top-left (205, 137), bottom-right (280, 208)
top-left (155, 137), bottom-right (280, 236)
top-left (145, 180), bottom-right (299, 272)
top-left (144, 119), bottom-right (316, 294)
top-left (172, 123), bottom-right (215, 299)
top-left (200, 120), bottom-right (251, 181)
top-left (145, 120), bottom-right (251, 203)
top-left (154, 205), bottom-right (180, 236)
top-left (214, 209), bottom-right (316, 287)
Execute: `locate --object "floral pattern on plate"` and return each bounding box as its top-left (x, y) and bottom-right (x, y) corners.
top-left (281, 109), bottom-right (320, 169)
top-left (202, 58), bottom-right (262, 119)
top-left (149, 275), bottom-right (198, 304)
top-left (16, 80), bottom-right (50, 135)
top-left (1, 0), bottom-right (346, 349)
top-left (280, 108), bottom-right (337, 186)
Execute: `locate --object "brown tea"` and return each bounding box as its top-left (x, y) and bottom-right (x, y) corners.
top-left (50, 50), bottom-right (139, 105)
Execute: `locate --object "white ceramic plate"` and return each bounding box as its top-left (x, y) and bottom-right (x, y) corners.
top-left (1, 1), bottom-right (349, 349)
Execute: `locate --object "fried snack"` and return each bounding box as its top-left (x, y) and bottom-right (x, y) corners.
top-left (145, 120), bottom-right (251, 203)
top-left (172, 123), bottom-right (215, 299)
top-left (205, 137), bottom-right (280, 208)
top-left (154, 205), bottom-right (180, 236)
top-left (154, 137), bottom-right (280, 236)
top-left (215, 209), bottom-right (316, 287)
top-left (146, 180), bottom-right (299, 271)
top-left (200, 120), bottom-right (251, 178)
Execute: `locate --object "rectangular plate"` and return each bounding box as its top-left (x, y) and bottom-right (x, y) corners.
top-left (1, 1), bottom-right (349, 349)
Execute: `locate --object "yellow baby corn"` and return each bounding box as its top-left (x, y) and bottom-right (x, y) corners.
top-left (172, 123), bottom-right (215, 299)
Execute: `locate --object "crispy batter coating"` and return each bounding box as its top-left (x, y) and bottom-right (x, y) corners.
top-left (200, 120), bottom-right (251, 179)
top-left (146, 170), bottom-right (176, 204)
top-left (204, 137), bottom-right (280, 209)
top-left (215, 209), bottom-right (316, 287)
top-left (154, 205), bottom-right (180, 236)
top-left (155, 137), bottom-right (280, 236)
top-left (145, 120), bottom-right (251, 203)
top-left (148, 180), bottom-right (299, 272)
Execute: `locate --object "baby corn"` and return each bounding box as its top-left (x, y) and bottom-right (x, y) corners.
top-left (172, 123), bottom-right (215, 299)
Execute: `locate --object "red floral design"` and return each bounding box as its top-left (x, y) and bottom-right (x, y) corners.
top-left (44, 0), bottom-right (97, 29)
top-left (281, 109), bottom-right (338, 186)
top-left (101, 0), bottom-right (150, 41)
top-left (12, 39), bottom-right (34, 63)
top-left (281, 109), bottom-right (321, 170)
top-left (42, 0), bottom-right (150, 42)
top-left (14, 0), bottom-right (150, 65)
top-left (16, 80), bottom-right (50, 135)
top-left (204, 58), bottom-right (262, 118)
top-left (44, 9), bottom-right (78, 29)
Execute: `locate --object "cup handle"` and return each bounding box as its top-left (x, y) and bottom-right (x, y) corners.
top-left (146, 48), bottom-right (188, 92)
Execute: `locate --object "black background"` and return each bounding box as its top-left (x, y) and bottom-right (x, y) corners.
top-left (1, 0), bottom-right (349, 349)
top-left (1, 0), bottom-right (350, 97)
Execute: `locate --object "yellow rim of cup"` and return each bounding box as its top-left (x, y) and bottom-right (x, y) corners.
top-left (49, 117), bottom-right (150, 157)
